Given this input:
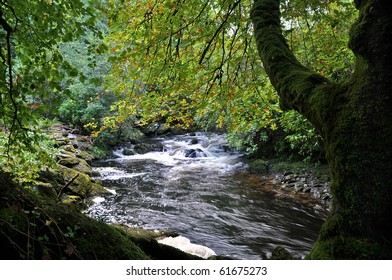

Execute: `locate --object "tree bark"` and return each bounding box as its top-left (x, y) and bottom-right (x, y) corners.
top-left (252, 0), bottom-right (392, 259)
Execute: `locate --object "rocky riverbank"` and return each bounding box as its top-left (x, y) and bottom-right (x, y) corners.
top-left (247, 158), bottom-right (332, 212)
top-left (32, 124), bottom-right (111, 208)
top-left (0, 124), bottom-right (203, 260)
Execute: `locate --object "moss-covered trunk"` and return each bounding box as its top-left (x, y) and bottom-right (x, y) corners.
top-left (252, 0), bottom-right (392, 258)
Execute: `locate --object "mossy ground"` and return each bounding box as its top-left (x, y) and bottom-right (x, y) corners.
top-left (0, 172), bottom-right (200, 260)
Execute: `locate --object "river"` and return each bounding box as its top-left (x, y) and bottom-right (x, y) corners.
top-left (86, 133), bottom-right (326, 259)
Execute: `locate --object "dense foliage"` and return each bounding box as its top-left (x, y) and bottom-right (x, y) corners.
top-left (100, 0), bottom-right (356, 158)
top-left (1, 0), bottom-right (357, 169)
top-left (0, 0), bottom-right (102, 176)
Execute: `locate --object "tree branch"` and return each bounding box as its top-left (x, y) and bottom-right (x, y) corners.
top-left (199, 0), bottom-right (241, 65)
top-left (251, 0), bottom-right (336, 129)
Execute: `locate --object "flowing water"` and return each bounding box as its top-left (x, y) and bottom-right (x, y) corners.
top-left (86, 133), bottom-right (326, 259)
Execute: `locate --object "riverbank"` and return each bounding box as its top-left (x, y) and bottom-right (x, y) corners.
top-left (1, 124), bottom-right (328, 259)
top-left (0, 124), bottom-right (202, 260)
top-left (246, 157), bottom-right (332, 213)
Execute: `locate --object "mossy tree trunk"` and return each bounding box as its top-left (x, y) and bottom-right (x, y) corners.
top-left (251, 0), bottom-right (392, 259)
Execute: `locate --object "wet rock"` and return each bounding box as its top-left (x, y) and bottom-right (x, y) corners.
top-left (183, 148), bottom-right (207, 158)
top-left (142, 123), bottom-right (160, 136)
top-left (61, 194), bottom-right (83, 206)
top-left (58, 156), bottom-right (92, 176)
top-left (294, 183), bottom-right (304, 192)
top-left (267, 164), bottom-right (332, 210)
top-left (281, 184), bottom-right (293, 192)
top-left (122, 148), bottom-right (134, 156)
top-left (188, 138), bottom-right (199, 145)
top-left (72, 162), bottom-right (92, 176)
top-left (270, 246), bottom-right (295, 260)
top-left (91, 170), bottom-right (101, 177)
top-left (134, 143), bottom-right (163, 154)
top-left (303, 187), bottom-right (312, 193)
top-left (134, 143), bottom-right (152, 154)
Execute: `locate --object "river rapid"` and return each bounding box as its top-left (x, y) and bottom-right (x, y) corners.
top-left (86, 133), bottom-right (326, 259)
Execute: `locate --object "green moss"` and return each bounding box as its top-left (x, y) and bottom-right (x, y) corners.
top-left (0, 171), bottom-right (203, 260)
top-left (58, 157), bottom-right (82, 167)
top-left (76, 151), bottom-right (95, 163)
top-left (58, 165), bottom-right (94, 198)
top-left (0, 171), bottom-right (146, 259)
top-left (270, 246), bottom-right (295, 260)
top-left (248, 159), bottom-right (269, 174)
top-left (308, 235), bottom-right (389, 260)
top-left (48, 204), bottom-right (150, 259)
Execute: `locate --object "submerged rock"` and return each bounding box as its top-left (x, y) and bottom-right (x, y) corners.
top-left (183, 148), bottom-right (207, 158)
top-left (122, 148), bottom-right (134, 156)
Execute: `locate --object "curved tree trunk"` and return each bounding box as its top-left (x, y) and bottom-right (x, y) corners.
top-left (251, 0), bottom-right (392, 259)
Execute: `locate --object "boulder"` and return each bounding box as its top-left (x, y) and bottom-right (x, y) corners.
top-left (76, 151), bottom-right (95, 163)
top-left (57, 165), bottom-right (108, 198)
top-left (57, 156), bottom-right (82, 167)
top-left (72, 161), bottom-right (92, 176)
top-left (134, 143), bottom-right (152, 154)
top-left (122, 148), bottom-right (135, 156)
top-left (270, 246), bottom-right (295, 260)
top-left (183, 148), bottom-right (207, 158)
top-left (157, 236), bottom-right (216, 259)
top-left (134, 143), bottom-right (163, 154)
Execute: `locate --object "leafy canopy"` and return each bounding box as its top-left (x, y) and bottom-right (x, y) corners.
top-left (103, 0), bottom-right (356, 154)
top-left (0, 0), bottom-right (101, 175)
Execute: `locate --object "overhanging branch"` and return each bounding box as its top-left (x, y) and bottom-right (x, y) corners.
top-left (251, 0), bottom-right (334, 129)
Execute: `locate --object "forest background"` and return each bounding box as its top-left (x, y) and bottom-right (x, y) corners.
top-left (0, 0), bottom-right (357, 177)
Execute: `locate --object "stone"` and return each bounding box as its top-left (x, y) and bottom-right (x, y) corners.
top-left (134, 143), bottom-right (153, 154)
top-left (270, 246), bottom-right (294, 260)
top-left (58, 157), bottom-right (81, 167)
top-left (157, 236), bottom-right (216, 259)
top-left (61, 195), bottom-right (82, 206)
top-left (60, 144), bottom-right (76, 153)
top-left (122, 148), bottom-right (134, 156)
top-left (76, 151), bottom-right (95, 163)
top-left (183, 148), bottom-right (207, 158)
top-left (156, 123), bottom-right (171, 135)
top-left (90, 182), bottom-right (111, 196)
top-left (281, 184), bottom-right (292, 192)
top-left (72, 163), bottom-right (92, 176)
top-left (188, 138), bottom-right (199, 145)
top-left (58, 165), bottom-right (94, 198)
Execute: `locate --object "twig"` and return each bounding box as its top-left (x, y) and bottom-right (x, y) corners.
top-left (57, 174), bottom-right (79, 198)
